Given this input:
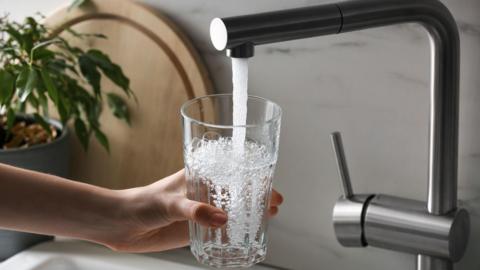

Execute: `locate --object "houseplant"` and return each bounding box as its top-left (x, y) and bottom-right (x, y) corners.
top-left (0, 14), bottom-right (133, 259)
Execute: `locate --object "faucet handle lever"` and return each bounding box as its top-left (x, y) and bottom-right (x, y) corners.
top-left (330, 131), bottom-right (354, 198)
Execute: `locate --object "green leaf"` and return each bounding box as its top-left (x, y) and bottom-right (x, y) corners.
top-left (28, 94), bottom-right (39, 109)
top-left (57, 101), bottom-right (69, 124)
top-left (93, 127), bottom-right (109, 153)
top-left (32, 39), bottom-right (60, 51)
top-left (40, 69), bottom-right (58, 105)
top-left (0, 70), bottom-right (15, 105)
top-left (86, 50), bottom-right (131, 96)
top-left (33, 113), bottom-right (52, 135)
top-left (68, 0), bottom-right (89, 11)
top-left (78, 55), bottom-right (101, 96)
top-left (85, 49), bottom-right (111, 67)
top-left (16, 100), bottom-right (26, 113)
top-left (21, 33), bottom-right (34, 54)
top-left (47, 59), bottom-right (78, 75)
top-left (106, 93), bottom-right (130, 125)
top-left (26, 17), bottom-right (38, 29)
top-left (65, 28), bottom-right (84, 39)
top-left (16, 67), bottom-right (38, 102)
top-left (30, 39), bottom-right (61, 61)
top-left (66, 28), bottom-right (107, 39)
top-left (87, 101), bottom-right (102, 128)
top-left (6, 108), bottom-right (15, 131)
top-left (5, 25), bottom-right (23, 47)
top-left (38, 91), bottom-right (49, 116)
top-left (74, 118), bottom-right (89, 150)
top-left (92, 33), bottom-right (107, 39)
top-left (34, 12), bottom-right (47, 19)
top-left (33, 48), bottom-right (55, 61)
top-left (25, 17), bottom-right (40, 40)
top-left (103, 65), bottom-right (130, 94)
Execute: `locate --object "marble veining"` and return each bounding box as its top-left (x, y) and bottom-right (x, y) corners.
top-left (389, 72), bottom-right (429, 88)
top-left (457, 21), bottom-right (480, 37)
top-left (330, 41), bottom-right (368, 48)
top-left (261, 46), bottom-right (325, 55)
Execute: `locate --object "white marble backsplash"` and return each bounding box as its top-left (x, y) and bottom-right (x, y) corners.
top-left (3, 0), bottom-right (480, 269)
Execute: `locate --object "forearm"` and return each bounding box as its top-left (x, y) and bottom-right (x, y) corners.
top-left (0, 163), bottom-right (127, 244)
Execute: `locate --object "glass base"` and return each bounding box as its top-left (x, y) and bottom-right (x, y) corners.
top-left (191, 243), bottom-right (266, 268)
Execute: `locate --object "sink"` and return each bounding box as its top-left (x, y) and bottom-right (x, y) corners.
top-left (0, 240), bottom-right (278, 270)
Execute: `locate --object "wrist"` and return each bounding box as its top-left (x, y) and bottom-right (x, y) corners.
top-left (82, 188), bottom-right (137, 249)
top-left (94, 186), bottom-right (165, 251)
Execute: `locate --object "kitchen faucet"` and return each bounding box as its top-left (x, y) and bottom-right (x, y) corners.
top-left (209, 0), bottom-right (470, 269)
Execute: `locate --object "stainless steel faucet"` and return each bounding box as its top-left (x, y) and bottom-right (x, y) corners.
top-left (209, 0), bottom-right (470, 269)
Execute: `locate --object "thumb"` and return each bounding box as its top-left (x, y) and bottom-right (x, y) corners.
top-left (169, 198), bottom-right (227, 227)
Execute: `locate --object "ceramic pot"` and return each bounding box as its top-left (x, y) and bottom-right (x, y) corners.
top-left (0, 115), bottom-right (70, 261)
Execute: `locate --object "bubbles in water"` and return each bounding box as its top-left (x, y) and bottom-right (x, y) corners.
top-left (186, 137), bottom-right (276, 252)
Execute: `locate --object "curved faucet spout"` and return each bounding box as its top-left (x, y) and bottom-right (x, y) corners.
top-left (211, 0), bottom-right (459, 214)
top-left (210, 0), bottom-right (463, 269)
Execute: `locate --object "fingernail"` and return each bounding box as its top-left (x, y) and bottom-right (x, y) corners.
top-left (210, 212), bottom-right (227, 226)
top-left (269, 206), bottom-right (279, 217)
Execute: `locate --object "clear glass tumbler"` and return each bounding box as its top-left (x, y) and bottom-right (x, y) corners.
top-left (181, 94), bottom-right (282, 268)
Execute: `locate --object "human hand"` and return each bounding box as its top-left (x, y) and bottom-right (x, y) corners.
top-left (100, 170), bottom-right (283, 252)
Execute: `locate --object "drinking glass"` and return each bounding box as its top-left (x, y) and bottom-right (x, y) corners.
top-left (181, 94), bottom-right (282, 268)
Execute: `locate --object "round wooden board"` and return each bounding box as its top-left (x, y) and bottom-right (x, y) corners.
top-left (45, 0), bottom-right (212, 189)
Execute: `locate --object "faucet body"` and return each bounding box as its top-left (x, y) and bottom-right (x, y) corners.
top-left (210, 0), bottom-right (469, 269)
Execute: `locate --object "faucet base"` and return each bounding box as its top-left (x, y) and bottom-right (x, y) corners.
top-left (333, 194), bottom-right (469, 262)
top-left (417, 255), bottom-right (453, 270)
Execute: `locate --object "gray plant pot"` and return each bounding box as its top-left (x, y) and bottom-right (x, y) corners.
top-left (0, 116), bottom-right (70, 261)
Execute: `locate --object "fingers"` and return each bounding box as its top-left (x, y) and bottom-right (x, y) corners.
top-left (170, 195), bottom-right (280, 223)
top-left (166, 181), bottom-right (282, 225)
top-left (168, 197), bottom-right (227, 228)
top-left (268, 189), bottom-right (283, 217)
top-left (270, 189), bottom-right (284, 207)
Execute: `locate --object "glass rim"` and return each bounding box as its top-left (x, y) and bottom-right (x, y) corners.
top-left (180, 93), bottom-right (282, 129)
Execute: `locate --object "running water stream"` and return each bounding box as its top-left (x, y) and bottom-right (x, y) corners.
top-left (231, 58), bottom-right (249, 155)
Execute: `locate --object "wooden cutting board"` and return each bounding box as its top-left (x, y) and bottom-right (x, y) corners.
top-left (45, 0), bottom-right (212, 189)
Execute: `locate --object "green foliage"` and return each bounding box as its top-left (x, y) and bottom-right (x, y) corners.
top-left (0, 15), bottom-right (133, 151)
top-left (68, 0), bottom-right (89, 11)
top-left (0, 70), bottom-right (14, 104)
top-left (107, 93), bottom-right (130, 125)
top-left (16, 66), bottom-right (38, 102)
